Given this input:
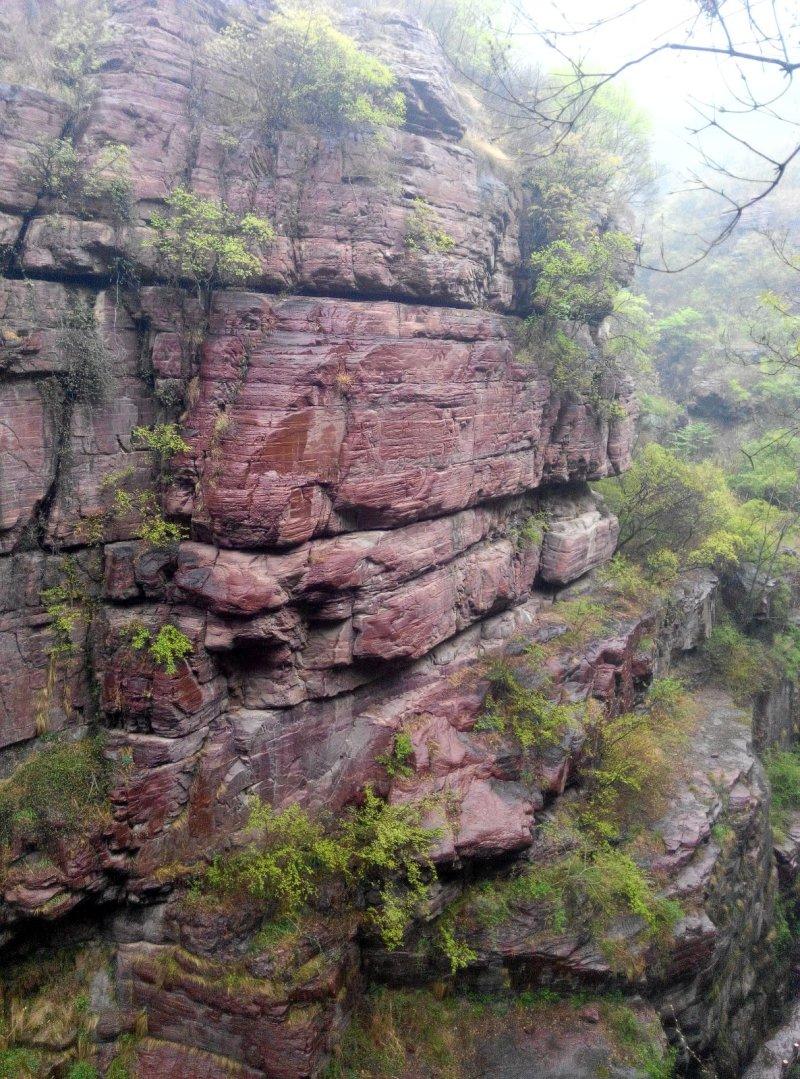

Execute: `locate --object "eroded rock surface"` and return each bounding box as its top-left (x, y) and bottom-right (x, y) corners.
top-left (0, 1), bottom-right (789, 1077)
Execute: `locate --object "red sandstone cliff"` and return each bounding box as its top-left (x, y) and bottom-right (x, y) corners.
top-left (1, 4), bottom-right (786, 1077)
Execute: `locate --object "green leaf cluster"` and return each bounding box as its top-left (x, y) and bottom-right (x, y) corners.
top-left (207, 9), bottom-right (405, 140)
top-left (40, 559), bottom-right (89, 659)
top-left (131, 623), bottom-right (193, 676)
top-left (730, 430), bottom-right (800, 508)
top-left (530, 228), bottom-right (634, 327)
top-left (0, 737), bottom-right (109, 854)
top-left (377, 731), bottom-right (415, 779)
top-left (147, 188), bottom-right (275, 293)
top-left (474, 660), bottom-right (578, 750)
top-left (25, 138), bottom-right (132, 222)
top-left (132, 422), bottom-right (190, 459)
top-left (200, 788), bottom-right (438, 951)
top-left (765, 747), bottom-right (800, 842)
top-left (404, 198), bottom-right (456, 254)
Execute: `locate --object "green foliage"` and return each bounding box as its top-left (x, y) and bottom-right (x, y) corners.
top-left (132, 423), bottom-right (190, 458)
top-left (527, 83), bottom-right (655, 229)
top-left (514, 86), bottom-right (653, 409)
top-left (131, 623), bottom-right (193, 676)
top-left (0, 0), bottom-right (112, 109)
top-left (511, 512), bottom-right (547, 550)
top-left (0, 737), bottom-right (109, 854)
top-left (703, 622), bottom-right (773, 700)
top-left (40, 560), bottom-right (87, 658)
top-left (207, 9), bottom-right (405, 140)
top-left (67, 1064), bottom-right (99, 1079)
top-left (377, 731), bottom-right (415, 779)
top-left (438, 918), bottom-right (478, 974)
top-left (404, 198), bottom-right (455, 254)
top-left (0, 1048), bottom-right (43, 1078)
top-left (82, 143), bottom-right (133, 221)
top-left (327, 986), bottom-right (672, 1079)
top-left (638, 392), bottom-right (681, 422)
top-left (25, 137), bottom-right (82, 201)
top-left (731, 430), bottom-right (800, 508)
top-left (653, 306), bottom-right (712, 389)
top-left (475, 660), bottom-right (577, 750)
top-left (136, 506), bottom-right (186, 548)
top-left (201, 788), bottom-right (438, 951)
top-left (205, 802), bottom-right (348, 917)
top-left (582, 678), bottom-right (693, 840)
top-left (147, 188), bottom-right (275, 294)
top-left (55, 301), bottom-right (113, 408)
top-left (554, 598), bottom-right (605, 645)
top-left (595, 444), bottom-right (747, 568)
top-left (597, 554), bottom-right (663, 607)
top-left (669, 420), bottom-right (715, 460)
top-left (771, 625), bottom-right (800, 681)
top-left (467, 834), bottom-right (680, 971)
top-left (530, 228), bottom-right (634, 327)
top-left (25, 138), bottom-right (132, 222)
top-left (765, 747), bottom-right (800, 841)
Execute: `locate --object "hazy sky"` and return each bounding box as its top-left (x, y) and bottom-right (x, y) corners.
top-left (517, 0), bottom-right (800, 194)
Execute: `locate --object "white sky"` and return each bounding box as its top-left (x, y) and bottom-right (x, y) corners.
top-left (515, 0), bottom-right (800, 196)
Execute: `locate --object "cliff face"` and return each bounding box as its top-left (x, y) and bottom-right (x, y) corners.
top-left (0, 0), bottom-right (631, 911)
top-left (0, 3), bottom-right (793, 1078)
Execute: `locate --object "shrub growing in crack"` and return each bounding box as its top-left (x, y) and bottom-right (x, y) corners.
top-left (145, 188), bottom-right (275, 302)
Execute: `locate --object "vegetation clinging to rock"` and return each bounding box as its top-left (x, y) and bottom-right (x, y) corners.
top-left (146, 188), bottom-right (275, 298)
top-left (0, 737), bottom-right (109, 856)
top-left (198, 788), bottom-right (439, 951)
top-left (206, 8), bottom-right (406, 141)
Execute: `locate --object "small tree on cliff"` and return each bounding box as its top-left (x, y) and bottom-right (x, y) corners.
top-left (146, 187), bottom-right (275, 305)
top-left (206, 9), bottom-right (406, 143)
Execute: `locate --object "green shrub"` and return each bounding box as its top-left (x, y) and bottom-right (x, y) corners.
top-left (703, 622), bottom-right (773, 699)
top-left (132, 421), bottom-right (189, 457)
top-left (404, 198), bottom-right (455, 253)
top-left (200, 788), bottom-right (438, 951)
top-left (596, 444), bottom-right (745, 567)
top-left (40, 559), bottom-right (87, 658)
top-left (205, 802), bottom-right (347, 916)
top-left (465, 837), bottom-right (679, 970)
top-left (582, 678), bottom-right (693, 840)
top-left (765, 748), bottom-right (800, 841)
top-left (0, 1048), bottom-right (43, 1078)
top-left (597, 555), bottom-right (663, 606)
top-left (731, 430), bottom-right (800, 508)
top-left (669, 420), bottom-right (715, 460)
top-left (146, 188), bottom-right (275, 296)
top-left (206, 9), bottom-right (405, 140)
top-left (67, 1064), bottom-right (99, 1079)
top-left (554, 598), bottom-right (605, 645)
top-left (530, 225), bottom-right (634, 326)
top-left (25, 137), bottom-right (131, 221)
top-left (377, 731), bottom-right (415, 779)
top-left (512, 512), bottom-right (547, 550)
top-left (438, 918), bottom-right (478, 974)
top-left (55, 301), bottom-right (113, 408)
top-left (82, 143), bottom-right (133, 221)
top-left (25, 136), bottom-right (82, 201)
top-left (771, 625), bottom-right (800, 681)
top-left (475, 661), bottom-right (576, 750)
top-left (0, 737), bottom-right (109, 853)
top-left (131, 624), bottom-right (193, 676)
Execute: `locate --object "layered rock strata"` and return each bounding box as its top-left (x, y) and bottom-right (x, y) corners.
top-left (1, 3), bottom-right (790, 1079)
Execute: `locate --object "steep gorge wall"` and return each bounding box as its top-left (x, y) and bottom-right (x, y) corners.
top-left (2, 3), bottom-right (793, 1078)
top-left (0, 0), bottom-right (631, 919)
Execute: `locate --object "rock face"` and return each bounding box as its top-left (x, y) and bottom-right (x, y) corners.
top-left (0, 2), bottom-right (790, 1078)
